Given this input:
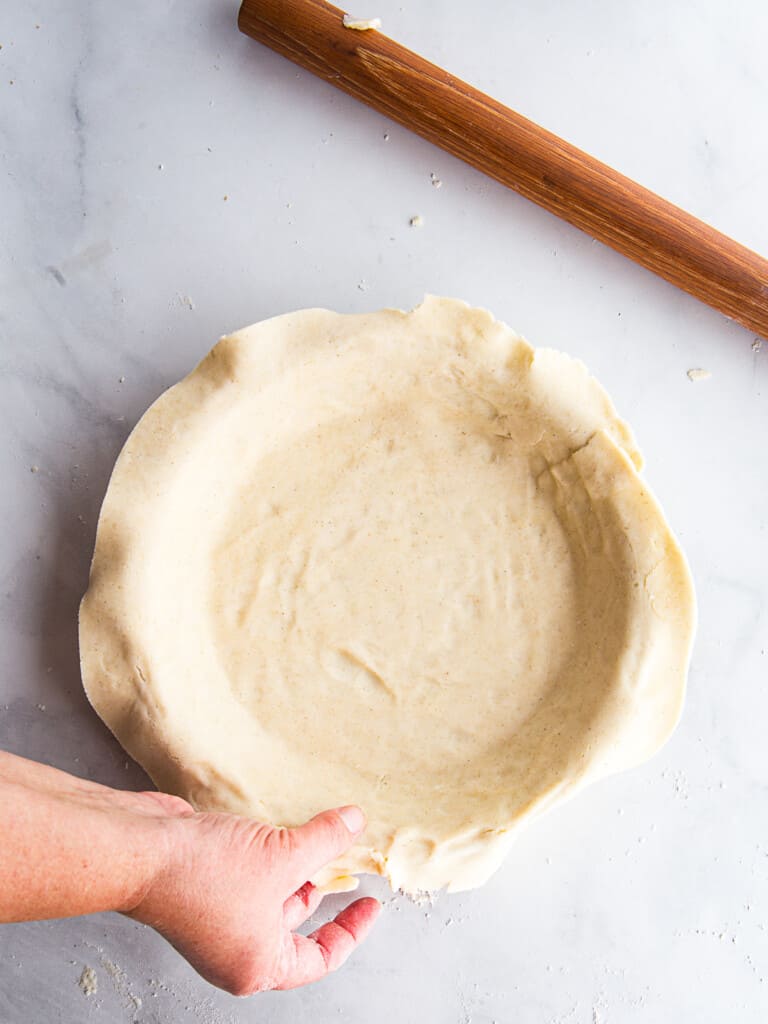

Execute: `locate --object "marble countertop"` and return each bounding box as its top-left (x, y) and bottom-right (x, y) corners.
top-left (1, 1), bottom-right (767, 1021)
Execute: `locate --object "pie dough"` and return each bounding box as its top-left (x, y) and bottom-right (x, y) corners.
top-left (79, 297), bottom-right (696, 894)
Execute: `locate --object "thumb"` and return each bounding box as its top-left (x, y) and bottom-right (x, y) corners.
top-left (286, 806), bottom-right (366, 885)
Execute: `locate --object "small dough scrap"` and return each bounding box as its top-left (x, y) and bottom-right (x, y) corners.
top-left (342, 14), bottom-right (382, 31)
top-left (80, 297), bottom-right (696, 894)
top-left (78, 967), bottom-right (97, 997)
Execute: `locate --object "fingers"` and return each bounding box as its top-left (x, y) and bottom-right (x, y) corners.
top-left (285, 806), bottom-right (366, 886)
top-left (283, 882), bottom-right (324, 930)
top-left (276, 897), bottom-right (381, 990)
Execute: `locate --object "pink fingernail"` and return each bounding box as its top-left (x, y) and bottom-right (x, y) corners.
top-left (338, 805), bottom-right (365, 834)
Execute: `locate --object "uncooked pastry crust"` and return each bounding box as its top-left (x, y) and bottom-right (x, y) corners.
top-left (79, 297), bottom-right (696, 894)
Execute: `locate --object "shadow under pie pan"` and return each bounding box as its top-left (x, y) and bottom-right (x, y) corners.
top-left (79, 296), bottom-right (696, 895)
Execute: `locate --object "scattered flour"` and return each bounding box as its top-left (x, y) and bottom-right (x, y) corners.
top-left (101, 956), bottom-right (142, 1011)
top-left (408, 888), bottom-right (438, 907)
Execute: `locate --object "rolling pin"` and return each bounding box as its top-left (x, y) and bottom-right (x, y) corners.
top-left (238, 0), bottom-right (768, 340)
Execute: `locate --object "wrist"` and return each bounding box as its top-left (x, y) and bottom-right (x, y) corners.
top-left (122, 807), bottom-right (191, 920)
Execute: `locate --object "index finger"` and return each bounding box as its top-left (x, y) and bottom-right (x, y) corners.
top-left (275, 897), bottom-right (381, 991)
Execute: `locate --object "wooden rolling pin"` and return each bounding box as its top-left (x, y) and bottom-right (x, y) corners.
top-left (238, 0), bottom-right (768, 340)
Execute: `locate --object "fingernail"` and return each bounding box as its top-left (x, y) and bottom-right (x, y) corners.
top-left (338, 805), bottom-right (366, 834)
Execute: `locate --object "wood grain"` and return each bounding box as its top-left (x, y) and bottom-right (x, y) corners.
top-left (239, 0), bottom-right (768, 339)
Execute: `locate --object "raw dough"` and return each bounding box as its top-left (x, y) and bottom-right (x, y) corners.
top-left (342, 14), bottom-right (382, 31)
top-left (79, 297), bottom-right (695, 894)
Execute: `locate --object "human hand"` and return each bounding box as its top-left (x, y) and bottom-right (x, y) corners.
top-left (128, 801), bottom-right (381, 994)
top-left (1, 751), bottom-right (378, 992)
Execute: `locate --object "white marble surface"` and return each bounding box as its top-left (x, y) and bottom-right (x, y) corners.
top-left (1, 0), bottom-right (767, 1020)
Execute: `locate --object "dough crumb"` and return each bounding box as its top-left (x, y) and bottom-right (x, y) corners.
top-left (409, 214), bottom-right (424, 227)
top-left (118, 375), bottom-right (126, 383)
top-left (36, 703), bottom-right (46, 711)
top-left (342, 14), bottom-right (382, 31)
top-left (30, 465), bottom-right (39, 473)
top-left (753, 338), bottom-right (762, 353)
top-left (78, 966), bottom-right (98, 996)
top-left (430, 172), bottom-right (442, 188)
top-left (686, 368), bottom-right (711, 382)
top-left (383, 132), bottom-right (390, 141)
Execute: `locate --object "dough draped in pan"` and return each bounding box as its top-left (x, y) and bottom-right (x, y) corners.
top-left (79, 297), bottom-right (695, 894)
